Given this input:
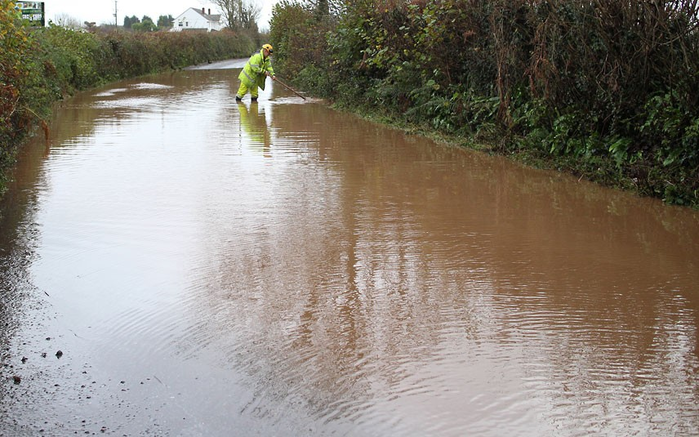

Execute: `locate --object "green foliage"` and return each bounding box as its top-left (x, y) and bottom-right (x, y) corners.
top-left (124, 15), bottom-right (172, 31)
top-left (32, 24), bottom-right (104, 93)
top-left (636, 91), bottom-right (699, 205)
top-left (157, 15), bottom-right (174, 29)
top-left (269, 1), bottom-right (326, 79)
top-left (124, 16), bottom-right (139, 28)
top-left (0, 0), bottom-right (34, 194)
top-left (132, 16), bottom-right (156, 32)
top-left (294, 64), bottom-right (334, 97)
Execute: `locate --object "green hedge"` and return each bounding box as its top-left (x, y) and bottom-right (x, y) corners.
top-left (1, 0), bottom-right (34, 193)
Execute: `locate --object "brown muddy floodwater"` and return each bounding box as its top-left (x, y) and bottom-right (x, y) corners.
top-left (1, 59), bottom-right (699, 436)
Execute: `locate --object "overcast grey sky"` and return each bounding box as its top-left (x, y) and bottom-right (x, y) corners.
top-left (46, 0), bottom-right (276, 30)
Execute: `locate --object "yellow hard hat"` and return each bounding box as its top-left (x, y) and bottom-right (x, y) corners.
top-left (262, 44), bottom-right (273, 53)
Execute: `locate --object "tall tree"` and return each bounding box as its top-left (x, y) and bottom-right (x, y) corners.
top-left (132, 15), bottom-right (155, 32)
top-left (157, 15), bottom-right (174, 29)
top-left (125, 15), bottom-right (139, 29)
top-left (240, 0), bottom-right (261, 30)
top-left (54, 13), bottom-right (82, 29)
top-left (211, 0), bottom-right (260, 30)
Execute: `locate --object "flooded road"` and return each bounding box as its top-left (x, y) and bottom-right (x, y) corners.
top-left (1, 59), bottom-right (699, 436)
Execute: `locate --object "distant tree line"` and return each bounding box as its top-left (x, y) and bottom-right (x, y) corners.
top-left (270, 0), bottom-right (699, 208)
top-left (123, 15), bottom-right (174, 31)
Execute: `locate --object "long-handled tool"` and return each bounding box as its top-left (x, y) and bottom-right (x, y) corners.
top-left (273, 76), bottom-right (306, 100)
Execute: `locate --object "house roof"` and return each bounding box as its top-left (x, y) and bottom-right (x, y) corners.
top-left (191, 7), bottom-right (221, 22)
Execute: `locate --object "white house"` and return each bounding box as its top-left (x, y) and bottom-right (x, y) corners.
top-left (171, 7), bottom-right (222, 32)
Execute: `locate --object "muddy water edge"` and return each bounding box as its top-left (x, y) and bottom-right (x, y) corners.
top-left (1, 60), bottom-right (698, 436)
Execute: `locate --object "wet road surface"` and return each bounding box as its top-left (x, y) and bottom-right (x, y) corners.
top-left (1, 59), bottom-right (698, 436)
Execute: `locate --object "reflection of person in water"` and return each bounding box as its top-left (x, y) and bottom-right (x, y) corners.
top-left (237, 102), bottom-right (272, 157)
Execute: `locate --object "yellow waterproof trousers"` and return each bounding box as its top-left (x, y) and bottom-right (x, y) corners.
top-left (236, 82), bottom-right (258, 99)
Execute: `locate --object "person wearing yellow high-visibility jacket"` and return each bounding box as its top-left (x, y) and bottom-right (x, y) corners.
top-left (235, 44), bottom-right (276, 102)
